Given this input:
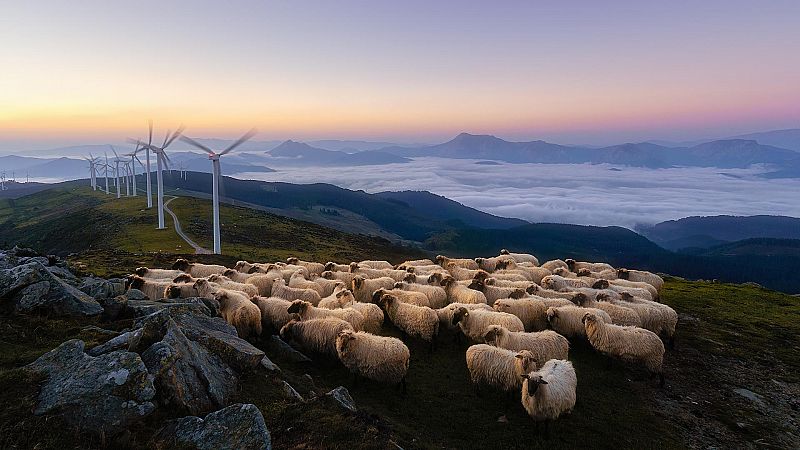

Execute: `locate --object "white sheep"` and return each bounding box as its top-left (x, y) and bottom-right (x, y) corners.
top-left (207, 274), bottom-right (259, 297)
top-left (324, 262), bottom-right (351, 272)
top-left (452, 307), bottom-right (525, 342)
top-left (321, 270), bottom-right (357, 286)
top-left (483, 325), bottom-right (569, 368)
top-left (565, 259), bottom-right (614, 274)
top-left (286, 257), bottom-right (325, 275)
top-left (338, 292), bottom-right (385, 334)
top-left (617, 268), bottom-right (664, 291)
top-left (608, 278), bottom-right (659, 299)
top-left (350, 263), bottom-right (408, 282)
top-left (317, 283), bottom-right (349, 309)
top-left (613, 293), bottom-right (677, 346)
top-left (398, 258), bottom-right (435, 267)
top-left (520, 359), bottom-right (577, 436)
top-left (271, 277), bottom-right (322, 305)
top-left (134, 267), bottom-right (185, 280)
top-left (441, 276), bottom-right (487, 305)
top-left (465, 344), bottom-right (536, 392)
top-left (582, 312), bottom-right (665, 386)
top-left (350, 275), bottom-right (396, 303)
top-left (492, 298), bottom-right (550, 332)
top-left (541, 274), bottom-right (591, 291)
top-left (469, 279), bottom-right (526, 304)
top-left (393, 281), bottom-right (449, 309)
top-left (212, 288), bottom-right (262, 339)
top-left (371, 287), bottom-right (431, 307)
top-left (540, 259), bottom-right (568, 272)
top-left (435, 255), bottom-right (479, 270)
top-left (288, 271), bottom-right (328, 296)
top-left (127, 275), bottom-right (170, 300)
top-left (172, 258), bottom-right (227, 278)
top-left (435, 303), bottom-right (494, 331)
top-left (287, 300), bottom-right (364, 331)
top-left (546, 306), bottom-right (611, 339)
top-left (357, 260), bottom-right (394, 270)
top-left (474, 255), bottom-right (515, 272)
top-left (499, 249), bottom-right (540, 266)
top-left (336, 329), bottom-right (410, 393)
top-left (378, 294), bottom-right (439, 346)
top-left (251, 296), bottom-right (294, 333)
top-left (574, 293), bottom-right (641, 327)
top-left (280, 318), bottom-right (354, 358)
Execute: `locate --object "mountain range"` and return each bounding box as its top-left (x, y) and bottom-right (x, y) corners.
top-left (265, 140), bottom-right (410, 166)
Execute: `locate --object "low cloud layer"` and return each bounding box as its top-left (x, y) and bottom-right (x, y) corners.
top-left (235, 158), bottom-right (800, 228)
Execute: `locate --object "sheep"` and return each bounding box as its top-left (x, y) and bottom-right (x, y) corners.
top-left (324, 262), bottom-right (351, 272)
top-left (468, 279), bottom-right (526, 304)
top-left (401, 265), bottom-right (441, 276)
top-left (398, 258), bottom-right (435, 267)
top-left (134, 267), bottom-right (184, 280)
top-left (212, 288), bottom-right (262, 339)
top-left (350, 275), bottom-right (395, 303)
top-left (192, 278), bottom-right (224, 299)
top-left (435, 303), bottom-right (493, 331)
top-left (128, 275), bottom-right (170, 300)
top-left (483, 325), bottom-right (569, 368)
top-left (484, 278), bottom-right (536, 289)
top-left (378, 294), bottom-right (439, 345)
top-left (582, 312), bottom-right (665, 386)
top-left (435, 255), bottom-right (479, 270)
top-left (242, 274), bottom-right (277, 297)
top-left (358, 260), bottom-right (394, 270)
top-left (286, 257), bottom-right (325, 275)
top-left (617, 268), bottom-right (664, 291)
top-left (317, 283), bottom-right (350, 309)
top-left (546, 306), bottom-right (611, 339)
top-left (288, 271), bottom-right (328, 296)
top-left (613, 292), bottom-right (677, 345)
top-left (520, 359), bottom-right (577, 436)
top-left (426, 272), bottom-right (449, 285)
top-left (287, 299), bottom-right (364, 331)
top-left (499, 262), bottom-right (551, 284)
top-left (393, 281), bottom-right (449, 309)
top-left (574, 293), bottom-right (641, 327)
top-left (172, 258), bottom-right (227, 278)
top-left (207, 274), bottom-right (259, 297)
top-left (271, 277), bottom-right (322, 305)
top-left (607, 278), bottom-right (660, 299)
top-left (577, 267), bottom-right (618, 280)
top-left (541, 275), bottom-right (591, 291)
top-left (234, 260), bottom-right (270, 274)
top-left (493, 298), bottom-right (551, 332)
top-left (164, 281), bottom-right (200, 299)
top-left (499, 249), bottom-right (540, 266)
top-left (565, 259), bottom-right (614, 274)
top-left (349, 263), bottom-right (408, 282)
top-left (321, 270), bottom-right (356, 285)
top-left (338, 292), bottom-right (385, 333)
top-left (220, 268), bottom-right (253, 283)
top-left (441, 275), bottom-right (487, 305)
top-left (371, 287), bottom-right (431, 308)
top-left (540, 259), bottom-right (568, 272)
top-left (446, 263), bottom-right (482, 281)
top-left (592, 279), bottom-right (654, 302)
top-left (552, 267), bottom-right (580, 279)
top-left (452, 307), bottom-right (525, 342)
top-left (251, 296), bottom-right (294, 333)
top-left (474, 255), bottom-right (514, 272)
top-left (465, 344), bottom-right (536, 392)
top-left (309, 275), bottom-right (344, 298)
top-left (280, 318), bottom-right (353, 358)
top-left (336, 329), bottom-right (410, 393)
top-left (526, 284), bottom-right (581, 301)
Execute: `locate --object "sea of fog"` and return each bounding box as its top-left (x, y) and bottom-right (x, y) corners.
top-left (235, 157), bottom-right (800, 228)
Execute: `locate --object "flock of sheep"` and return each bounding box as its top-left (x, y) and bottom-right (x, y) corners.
top-left (127, 250), bottom-right (673, 434)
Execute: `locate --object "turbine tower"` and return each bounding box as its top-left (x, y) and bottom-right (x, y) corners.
top-left (110, 146), bottom-right (124, 199)
top-left (132, 125), bottom-right (184, 229)
top-left (181, 129), bottom-right (256, 254)
top-left (103, 153), bottom-right (110, 194)
top-left (125, 142), bottom-right (145, 197)
top-left (83, 155), bottom-right (99, 190)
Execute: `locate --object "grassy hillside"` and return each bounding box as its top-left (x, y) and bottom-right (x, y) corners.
top-left (0, 186), bottom-right (422, 277)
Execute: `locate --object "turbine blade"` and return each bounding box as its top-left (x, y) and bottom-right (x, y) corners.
top-left (163, 125), bottom-right (185, 149)
top-left (220, 128), bottom-right (257, 155)
top-left (148, 120), bottom-right (153, 146)
top-left (162, 130), bottom-right (170, 149)
top-left (179, 135), bottom-right (215, 155)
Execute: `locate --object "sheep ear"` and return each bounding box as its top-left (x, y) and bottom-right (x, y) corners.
top-left (540, 380), bottom-right (548, 385)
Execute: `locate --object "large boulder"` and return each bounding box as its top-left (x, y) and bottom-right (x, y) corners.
top-left (79, 276), bottom-right (125, 299)
top-left (26, 339), bottom-right (156, 436)
top-left (142, 319), bottom-right (238, 415)
top-left (153, 403), bottom-right (271, 450)
top-left (0, 261), bottom-right (102, 316)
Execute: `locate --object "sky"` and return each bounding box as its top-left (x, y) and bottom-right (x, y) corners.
top-left (1, 0), bottom-right (799, 150)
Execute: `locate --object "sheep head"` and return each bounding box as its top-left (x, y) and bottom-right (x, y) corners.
top-left (172, 258), bottom-right (191, 271)
top-left (620, 291), bottom-right (635, 301)
top-left (499, 249), bottom-right (510, 255)
top-left (473, 270), bottom-right (490, 282)
top-left (483, 325), bottom-right (502, 344)
top-left (393, 281), bottom-right (404, 290)
top-left (287, 300), bottom-right (308, 315)
top-left (352, 276), bottom-right (365, 291)
top-left (172, 273), bottom-right (193, 283)
top-left (336, 329), bottom-right (356, 350)
top-left (596, 293), bottom-right (611, 302)
top-left (440, 275), bottom-right (456, 288)
top-left (592, 279), bottom-right (610, 290)
top-left (279, 320), bottom-right (298, 340)
top-left (349, 262), bottom-right (360, 273)
top-left (525, 284), bottom-right (538, 294)
top-left (234, 261), bottom-right (250, 272)
top-left (321, 270), bottom-right (334, 279)
top-left (582, 311), bottom-right (600, 326)
top-left (617, 268), bottom-right (630, 279)
top-left (451, 307), bottom-right (469, 326)
top-left (572, 293), bottom-right (589, 306)
top-left (427, 272), bottom-right (444, 285)
top-left (577, 268), bottom-right (592, 277)
top-left (564, 258), bottom-right (577, 271)
top-left (128, 275), bottom-right (146, 290)
top-left (509, 289), bottom-right (526, 299)
top-left (434, 255), bottom-right (447, 266)
top-left (166, 284), bottom-right (182, 299)
top-left (403, 272), bottom-right (417, 283)
top-left (467, 279), bottom-right (484, 291)
top-left (378, 293), bottom-right (397, 309)
top-left (336, 289), bottom-right (355, 306)
top-left (546, 307), bottom-right (558, 324)
top-left (286, 257), bottom-right (299, 265)
top-left (134, 267), bottom-right (148, 276)
top-left (371, 288), bottom-right (387, 304)
top-left (515, 350), bottom-right (536, 376)
top-left (522, 373), bottom-right (549, 396)
top-left (222, 269), bottom-right (238, 278)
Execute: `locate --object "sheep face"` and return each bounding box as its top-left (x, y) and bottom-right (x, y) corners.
top-left (582, 312), bottom-right (600, 326)
top-left (483, 325), bottom-right (502, 344)
top-left (321, 271), bottom-right (334, 279)
top-left (516, 351), bottom-right (536, 374)
top-left (495, 260), bottom-right (511, 270)
top-left (473, 270), bottom-right (490, 282)
top-left (166, 285), bottom-right (182, 298)
top-left (509, 289), bottom-right (526, 299)
top-left (403, 273), bottom-right (417, 283)
top-left (620, 292), bottom-right (635, 301)
top-left (435, 255), bottom-right (446, 266)
top-left (324, 262), bottom-right (336, 272)
top-left (336, 290), bottom-right (355, 306)
top-left (467, 279), bottom-right (484, 291)
top-left (451, 307), bottom-right (469, 326)
top-left (134, 267), bottom-right (148, 276)
top-left (595, 293), bottom-right (611, 302)
top-left (592, 279), bottom-right (610, 290)
top-left (279, 320), bottom-right (297, 340)
top-left (500, 249), bottom-right (510, 255)
top-left (129, 275), bottom-right (146, 290)
top-left (522, 373), bottom-right (549, 396)
top-left (565, 259), bottom-right (577, 271)
top-left (371, 288), bottom-right (387, 304)
top-left (378, 294), bottom-right (397, 310)
top-left (349, 262), bottom-right (360, 273)
top-left (286, 257), bottom-right (299, 265)
top-left (546, 308), bottom-right (558, 326)
top-left (440, 276), bottom-right (456, 288)
top-left (173, 273), bottom-right (194, 283)
top-left (336, 329), bottom-right (356, 350)
top-left (234, 261), bottom-right (250, 272)
top-left (553, 267), bottom-right (569, 277)
top-left (172, 258), bottom-right (191, 271)
top-left (352, 276), bottom-right (365, 291)
top-left (287, 300), bottom-right (308, 315)
top-left (572, 293), bottom-right (589, 306)
top-left (427, 273), bottom-right (444, 284)
top-left (617, 268), bottom-right (629, 279)
top-left (578, 268), bottom-right (592, 277)
top-left (526, 284), bottom-right (538, 295)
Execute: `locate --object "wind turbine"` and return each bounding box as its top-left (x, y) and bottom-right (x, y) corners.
top-left (82, 155), bottom-right (99, 190)
top-left (103, 153), bottom-right (110, 194)
top-left (132, 125), bottom-right (184, 229)
top-left (180, 129), bottom-right (257, 254)
top-left (110, 146), bottom-right (125, 199)
top-left (124, 142), bottom-right (145, 197)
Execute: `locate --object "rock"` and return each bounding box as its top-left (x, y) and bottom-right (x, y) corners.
top-left (79, 276), bottom-right (125, 299)
top-left (153, 403), bottom-right (271, 450)
top-left (326, 386), bottom-right (357, 412)
top-left (195, 328), bottom-right (265, 372)
top-left (264, 335), bottom-right (312, 363)
top-left (99, 295), bottom-right (128, 321)
top-left (87, 329), bottom-right (142, 356)
top-left (733, 388), bottom-right (766, 409)
top-left (126, 298), bottom-right (211, 318)
top-left (142, 319), bottom-right (237, 415)
top-left (26, 339), bottom-right (156, 436)
top-left (260, 355), bottom-right (281, 372)
top-left (0, 261), bottom-right (103, 316)
top-left (46, 265), bottom-right (81, 286)
top-left (280, 380), bottom-right (304, 402)
top-left (125, 288), bottom-right (147, 300)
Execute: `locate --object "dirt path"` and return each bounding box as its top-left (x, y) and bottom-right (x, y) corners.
top-left (163, 196), bottom-right (212, 254)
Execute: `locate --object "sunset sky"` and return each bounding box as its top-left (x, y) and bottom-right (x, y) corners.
top-left (1, 0), bottom-right (798, 150)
